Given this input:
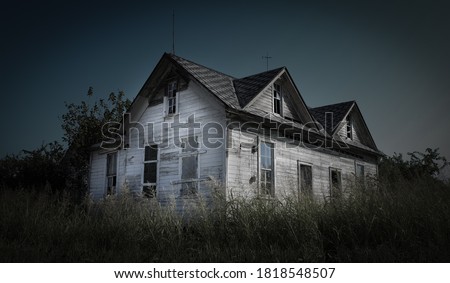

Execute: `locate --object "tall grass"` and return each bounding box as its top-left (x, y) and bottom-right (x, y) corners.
top-left (1, 179), bottom-right (449, 262)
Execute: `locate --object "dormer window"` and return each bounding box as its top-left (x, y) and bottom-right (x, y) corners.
top-left (166, 81), bottom-right (177, 115)
top-left (273, 83), bottom-right (282, 115)
top-left (346, 116), bottom-right (352, 139)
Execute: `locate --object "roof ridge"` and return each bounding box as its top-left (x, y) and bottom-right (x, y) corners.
top-left (236, 66), bottom-right (285, 80)
top-left (167, 53), bottom-right (235, 79)
top-left (311, 100), bottom-right (355, 110)
top-left (165, 53), bottom-right (240, 109)
top-left (309, 100), bottom-right (356, 135)
top-left (233, 67), bottom-right (285, 108)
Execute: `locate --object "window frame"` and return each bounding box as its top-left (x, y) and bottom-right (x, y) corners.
top-left (143, 144), bottom-right (158, 198)
top-left (273, 83), bottom-right (282, 115)
top-left (297, 161), bottom-right (313, 196)
top-left (179, 135), bottom-right (200, 197)
top-left (105, 151), bottom-right (118, 196)
top-left (346, 115), bottom-right (353, 140)
top-left (259, 141), bottom-right (275, 197)
top-left (165, 80), bottom-right (178, 116)
top-left (329, 167), bottom-right (342, 198)
top-left (355, 162), bottom-right (365, 184)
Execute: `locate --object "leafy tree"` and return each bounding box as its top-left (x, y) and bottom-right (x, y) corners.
top-left (0, 87), bottom-right (130, 195)
top-left (61, 87), bottom-right (131, 195)
top-left (379, 148), bottom-right (449, 189)
top-left (409, 148), bottom-right (449, 178)
top-left (0, 142), bottom-right (65, 190)
top-left (61, 87), bottom-right (130, 148)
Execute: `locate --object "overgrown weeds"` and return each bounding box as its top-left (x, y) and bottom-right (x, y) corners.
top-left (1, 179), bottom-right (449, 262)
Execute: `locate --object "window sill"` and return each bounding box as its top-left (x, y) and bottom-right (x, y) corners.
top-left (257, 192), bottom-right (276, 199)
top-left (170, 176), bottom-right (211, 185)
top-left (163, 113), bottom-right (179, 121)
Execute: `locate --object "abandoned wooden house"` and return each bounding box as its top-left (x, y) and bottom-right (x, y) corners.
top-left (88, 53), bottom-right (381, 207)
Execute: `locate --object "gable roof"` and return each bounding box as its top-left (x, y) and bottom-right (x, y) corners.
top-left (310, 101), bottom-right (355, 134)
top-left (310, 101), bottom-right (378, 151)
top-left (233, 67), bottom-right (285, 107)
top-left (130, 53), bottom-right (379, 155)
top-left (168, 54), bottom-right (290, 111)
top-left (167, 54), bottom-right (241, 109)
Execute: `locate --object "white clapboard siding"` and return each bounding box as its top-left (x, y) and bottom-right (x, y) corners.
top-left (247, 73), bottom-right (309, 123)
top-left (116, 80), bottom-right (226, 206)
top-left (336, 111), bottom-right (369, 146)
top-left (226, 127), bottom-right (378, 200)
top-left (226, 128), bottom-right (259, 198)
top-left (251, 86), bottom-right (273, 116)
top-left (279, 76), bottom-right (303, 122)
top-left (89, 151), bottom-right (106, 199)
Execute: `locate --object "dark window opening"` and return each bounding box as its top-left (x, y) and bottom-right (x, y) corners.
top-left (330, 168), bottom-right (342, 198)
top-left (145, 144), bottom-right (158, 161)
top-left (356, 163), bottom-right (365, 183)
top-left (299, 163), bottom-right (313, 196)
top-left (106, 152), bottom-right (117, 195)
top-left (346, 116), bottom-right (352, 139)
top-left (167, 81), bottom-right (177, 115)
top-left (273, 83), bottom-right (282, 115)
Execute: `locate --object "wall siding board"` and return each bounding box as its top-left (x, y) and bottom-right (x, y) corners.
top-left (336, 111), bottom-right (376, 149)
top-left (138, 81), bottom-right (226, 208)
top-left (247, 73), bottom-right (311, 124)
top-left (89, 79), bottom-right (227, 210)
top-left (226, 127), bottom-right (378, 200)
top-left (251, 87), bottom-right (273, 115)
top-left (89, 151), bottom-right (106, 200)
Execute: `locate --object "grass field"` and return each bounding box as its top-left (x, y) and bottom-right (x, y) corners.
top-left (1, 178), bottom-right (449, 262)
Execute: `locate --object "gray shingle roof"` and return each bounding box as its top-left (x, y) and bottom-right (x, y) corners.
top-left (138, 53), bottom-right (380, 154)
top-left (233, 67), bottom-right (285, 107)
top-left (310, 101), bottom-right (355, 134)
top-left (168, 54), bottom-right (241, 108)
top-left (167, 54), bottom-right (376, 149)
top-left (168, 53), bottom-right (284, 110)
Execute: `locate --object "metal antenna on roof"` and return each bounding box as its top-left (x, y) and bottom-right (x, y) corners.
top-left (262, 52), bottom-right (272, 71)
top-left (172, 9), bottom-right (175, 54)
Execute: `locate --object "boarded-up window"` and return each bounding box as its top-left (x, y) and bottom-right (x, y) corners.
top-left (143, 145), bottom-right (157, 198)
top-left (330, 168), bottom-right (342, 198)
top-left (273, 83), bottom-right (282, 115)
top-left (260, 142), bottom-right (274, 196)
top-left (106, 152), bottom-right (117, 195)
top-left (180, 136), bottom-right (199, 196)
top-left (298, 162), bottom-right (313, 196)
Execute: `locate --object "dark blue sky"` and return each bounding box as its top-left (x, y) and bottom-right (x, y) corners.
top-left (1, 0), bottom-right (449, 170)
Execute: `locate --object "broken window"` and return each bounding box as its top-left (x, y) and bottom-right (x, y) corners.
top-left (330, 168), bottom-right (342, 198)
top-left (143, 144), bottom-right (158, 198)
top-left (180, 136), bottom-right (199, 196)
top-left (260, 142), bottom-right (274, 196)
top-left (273, 83), bottom-right (282, 115)
top-left (166, 81), bottom-right (177, 115)
top-left (346, 115), bottom-right (352, 140)
top-left (106, 152), bottom-right (117, 196)
top-left (298, 162), bottom-right (313, 196)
